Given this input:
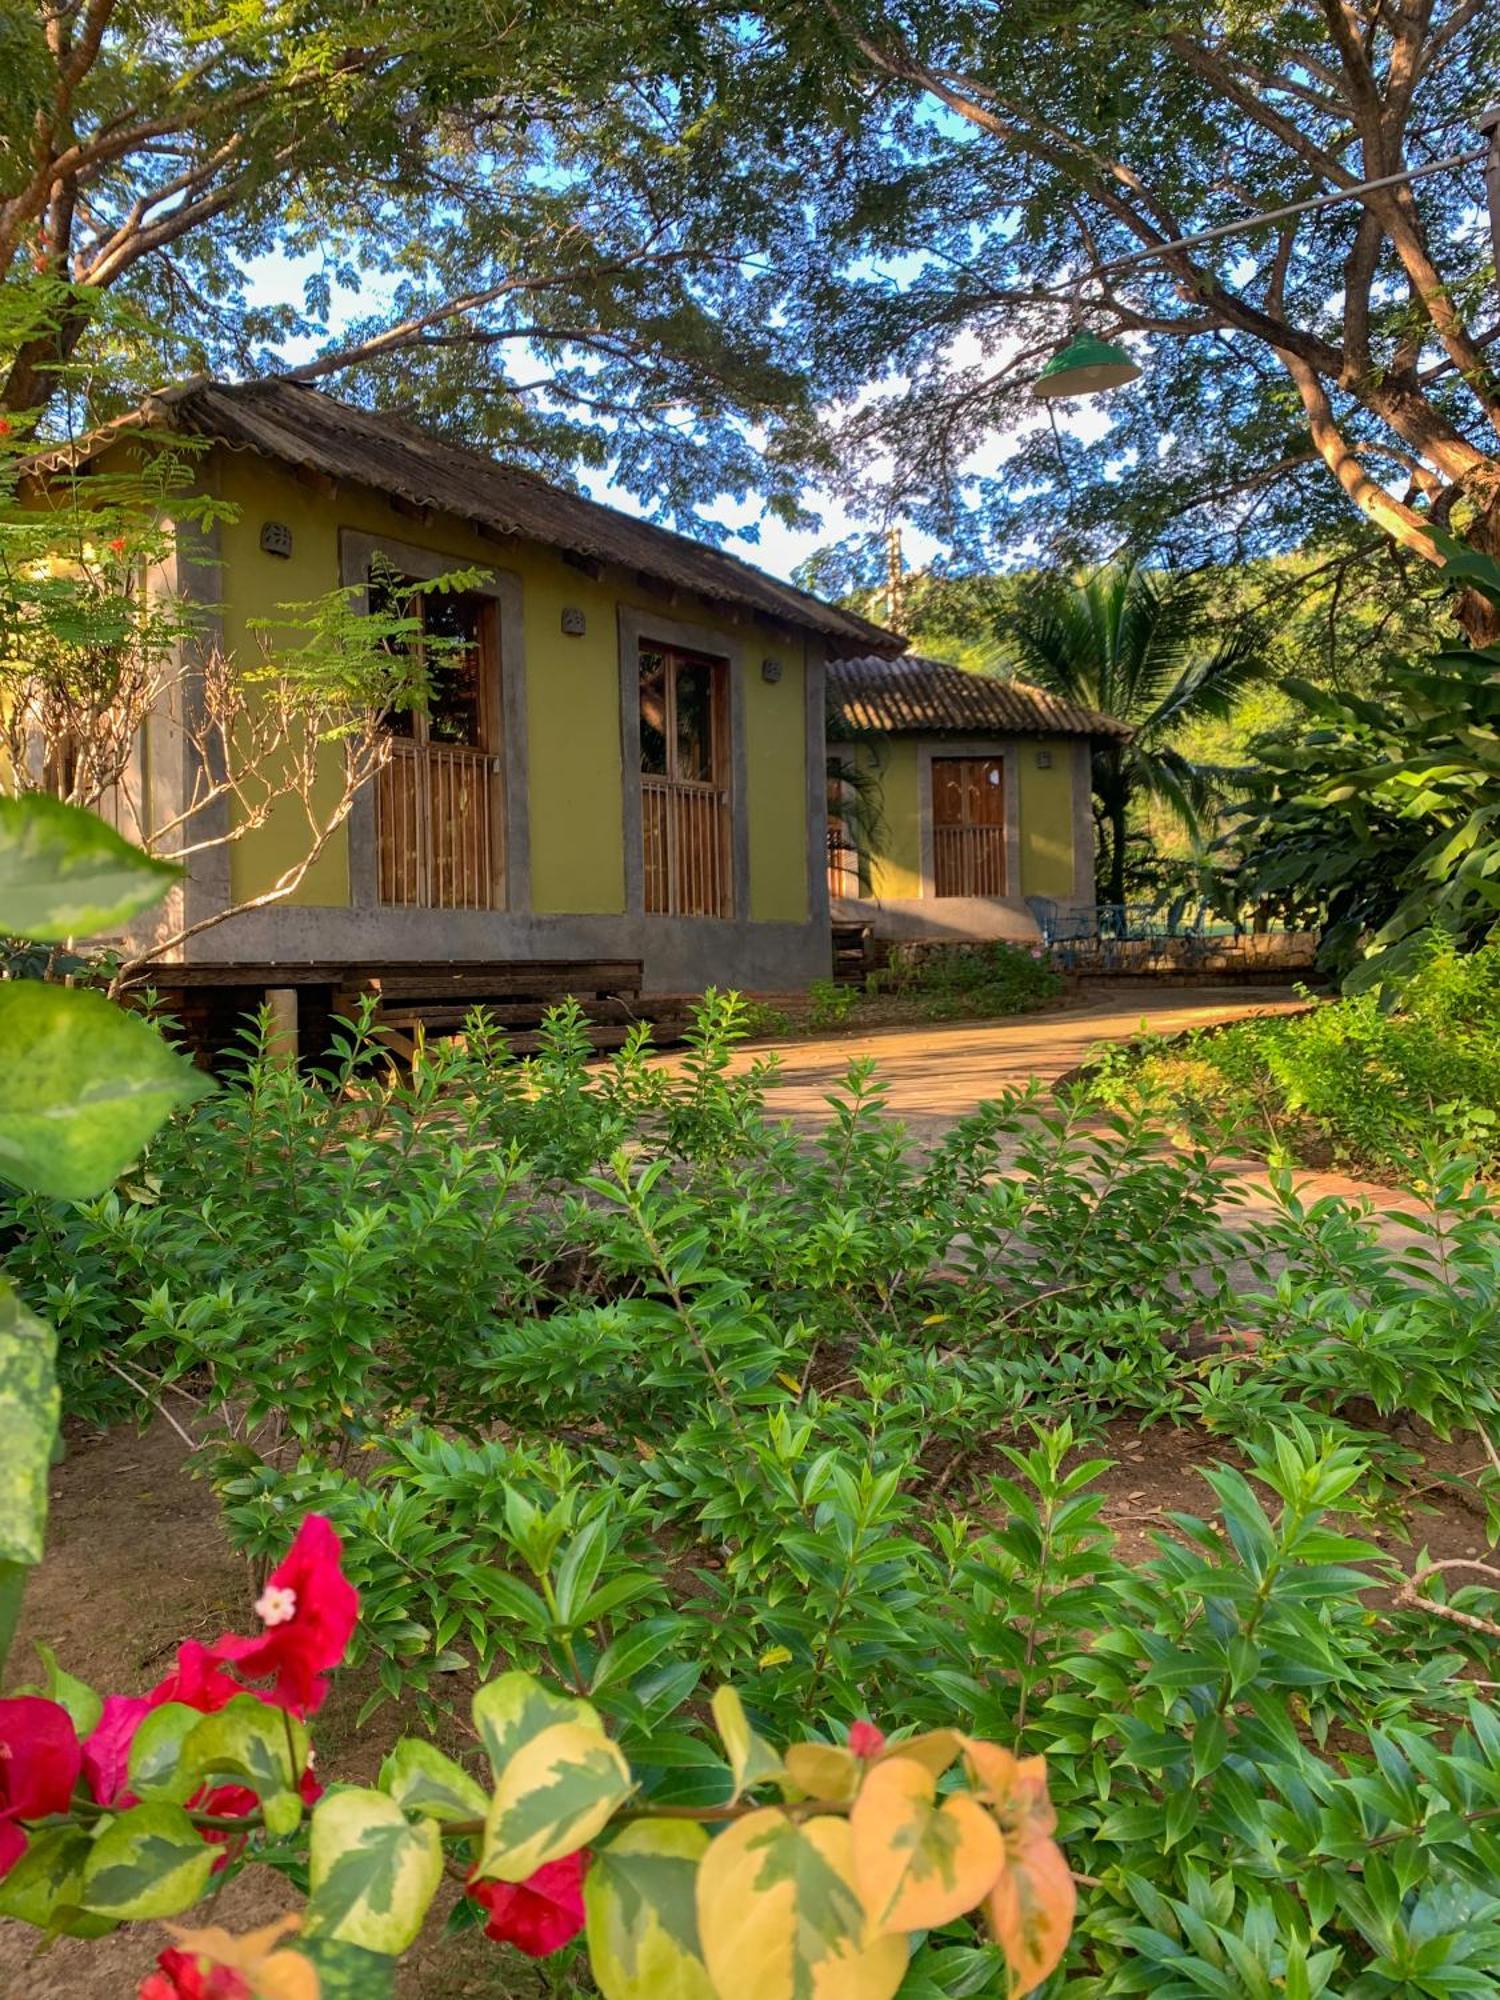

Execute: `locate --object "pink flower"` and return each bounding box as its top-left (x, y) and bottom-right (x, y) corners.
top-left (82, 1694), bottom-right (151, 1808)
top-left (138, 1947), bottom-right (251, 2000)
top-left (468, 1852), bottom-right (588, 1956)
top-left (207, 1517), bottom-right (358, 1717)
top-left (848, 1720), bottom-right (887, 1760)
top-left (0, 1696), bottom-right (82, 1878)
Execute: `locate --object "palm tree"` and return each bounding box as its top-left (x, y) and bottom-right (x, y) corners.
top-left (1008, 563), bottom-right (1264, 909)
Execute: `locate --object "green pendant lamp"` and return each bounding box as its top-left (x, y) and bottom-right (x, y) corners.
top-left (1031, 330), bottom-right (1142, 399)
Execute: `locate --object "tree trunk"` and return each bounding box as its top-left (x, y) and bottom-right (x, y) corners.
top-left (1456, 498), bottom-right (1500, 648)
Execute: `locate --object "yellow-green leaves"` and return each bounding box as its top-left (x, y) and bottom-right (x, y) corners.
top-left (304, 1788), bottom-right (444, 1955)
top-left (784, 1742), bottom-right (860, 1807)
top-left (0, 794), bottom-right (180, 941)
top-left (0, 981), bottom-right (210, 1201)
top-left (695, 1808), bottom-right (907, 2000)
top-left (378, 1738), bottom-right (488, 1823)
top-left (712, 1685), bottom-right (783, 1802)
top-left (585, 1821), bottom-right (714, 2000)
top-left (480, 1720), bottom-right (633, 1881)
top-left (849, 1755), bottom-right (1004, 1936)
top-left (80, 1802), bottom-right (218, 1919)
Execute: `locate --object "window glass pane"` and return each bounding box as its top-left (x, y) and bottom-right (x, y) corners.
top-left (423, 592), bottom-right (486, 746)
top-left (675, 659), bottom-right (714, 782)
top-left (639, 650), bottom-right (668, 774)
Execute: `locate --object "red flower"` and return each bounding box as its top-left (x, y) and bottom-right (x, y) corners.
top-left (149, 1639), bottom-right (248, 1715)
top-left (468, 1852), bottom-right (588, 1957)
top-left (139, 1947), bottom-right (251, 2000)
top-left (0, 417), bottom-right (10, 436)
top-left (208, 1516), bottom-right (358, 1717)
top-left (0, 1697), bottom-right (82, 1878)
top-left (848, 1720), bottom-right (887, 1760)
top-left (107, 536), bottom-right (127, 554)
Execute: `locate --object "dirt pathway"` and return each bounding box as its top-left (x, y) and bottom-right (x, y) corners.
top-left (740, 985), bottom-right (1306, 1141)
top-left (723, 985), bottom-right (1423, 1229)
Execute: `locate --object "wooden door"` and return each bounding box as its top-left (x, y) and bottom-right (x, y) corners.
top-left (931, 756), bottom-right (1006, 896)
top-left (376, 588), bottom-right (502, 909)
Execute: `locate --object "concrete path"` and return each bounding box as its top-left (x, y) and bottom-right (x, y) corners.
top-left (739, 986), bottom-right (1311, 1144)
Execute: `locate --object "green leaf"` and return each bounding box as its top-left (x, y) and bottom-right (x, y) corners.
top-left (128, 1702), bottom-right (207, 1801)
top-left (0, 795), bottom-right (180, 942)
top-left (304, 1786), bottom-right (444, 1954)
top-left (31, 1639), bottom-right (102, 1738)
top-left (479, 1719), bottom-right (634, 1882)
top-left (472, 1668), bottom-right (605, 1775)
top-left (378, 1738), bottom-right (489, 1822)
top-left (710, 1686), bottom-right (784, 1803)
top-left (0, 982), bottom-right (211, 1201)
top-left (0, 1826), bottom-right (118, 1936)
top-left (585, 1819), bottom-right (714, 2000)
top-left (0, 1280), bottom-right (58, 1568)
top-left (80, 1801), bottom-right (216, 1918)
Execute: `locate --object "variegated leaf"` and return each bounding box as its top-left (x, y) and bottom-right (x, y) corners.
top-left (479, 1719), bottom-right (633, 1882)
top-left (304, 1787), bottom-right (444, 1955)
top-left (80, 1801), bottom-right (217, 1919)
top-left (378, 1738), bottom-right (488, 1822)
top-left (472, 1668), bottom-right (604, 1774)
top-left (0, 1280), bottom-right (57, 1569)
top-left (849, 1754), bottom-right (1005, 1936)
top-left (585, 1819), bottom-right (714, 2000)
top-left (695, 1807), bottom-right (907, 2000)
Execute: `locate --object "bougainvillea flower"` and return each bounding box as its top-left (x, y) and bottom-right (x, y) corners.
top-left (0, 1696), bottom-right (83, 1878)
top-left (208, 1516), bottom-right (358, 1716)
top-left (82, 1693), bottom-right (152, 1808)
top-left (848, 1720), bottom-right (887, 1760)
top-left (138, 1946), bottom-right (252, 2000)
top-left (192, 1765), bottom-right (323, 1870)
top-left (148, 1639), bottom-right (250, 1716)
top-left (468, 1851), bottom-right (588, 1956)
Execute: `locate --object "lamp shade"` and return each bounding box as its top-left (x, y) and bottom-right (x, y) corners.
top-left (1031, 332), bottom-right (1143, 399)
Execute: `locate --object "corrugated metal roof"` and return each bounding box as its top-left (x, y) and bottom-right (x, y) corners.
top-left (828, 653), bottom-right (1129, 739)
top-left (48, 378), bottom-right (900, 655)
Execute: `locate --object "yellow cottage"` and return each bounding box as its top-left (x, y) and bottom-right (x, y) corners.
top-left (49, 378), bottom-right (898, 1043)
top-left (826, 653), bottom-right (1125, 944)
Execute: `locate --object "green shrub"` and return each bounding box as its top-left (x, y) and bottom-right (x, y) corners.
top-left (882, 938), bottom-right (1063, 1018)
top-left (7, 992), bottom-right (1500, 1990)
top-left (1091, 933), bottom-right (1500, 1171)
top-left (807, 975), bottom-right (859, 1029)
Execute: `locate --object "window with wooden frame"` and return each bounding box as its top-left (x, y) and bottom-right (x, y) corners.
top-left (931, 755), bottom-right (1006, 897)
top-left (638, 643), bottom-right (732, 918)
top-left (373, 578), bottom-right (503, 910)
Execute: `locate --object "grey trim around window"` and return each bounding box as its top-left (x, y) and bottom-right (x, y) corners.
top-left (617, 605), bottom-right (749, 921)
top-left (338, 528), bottom-right (530, 914)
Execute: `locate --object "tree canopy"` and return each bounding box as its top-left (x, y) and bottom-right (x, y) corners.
top-left (745, 0), bottom-right (1500, 633)
top-left (0, 0), bottom-right (815, 535)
